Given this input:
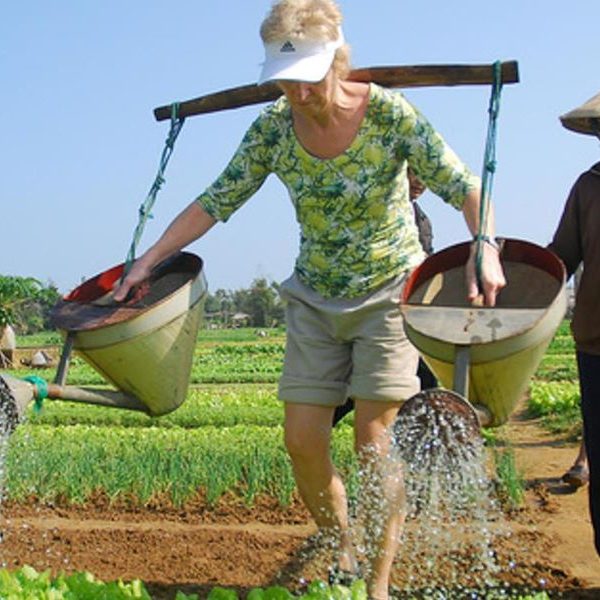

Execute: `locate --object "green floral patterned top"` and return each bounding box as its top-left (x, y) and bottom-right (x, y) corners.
top-left (196, 84), bottom-right (479, 298)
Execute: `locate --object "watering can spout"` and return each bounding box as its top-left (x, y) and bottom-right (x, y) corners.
top-left (0, 374), bottom-right (153, 436)
top-left (471, 403), bottom-right (493, 428)
top-left (0, 374), bottom-right (36, 432)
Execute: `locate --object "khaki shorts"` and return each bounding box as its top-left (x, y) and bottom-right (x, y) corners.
top-left (278, 273), bottom-right (420, 407)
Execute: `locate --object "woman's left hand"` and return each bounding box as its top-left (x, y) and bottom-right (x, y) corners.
top-left (465, 241), bottom-right (506, 306)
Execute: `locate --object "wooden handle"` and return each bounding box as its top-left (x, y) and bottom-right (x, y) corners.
top-left (153, 60), bottom-right (519, 121)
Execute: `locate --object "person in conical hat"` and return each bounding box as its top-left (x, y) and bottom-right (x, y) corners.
top-left (559, 91), bottom-right (600, 137)
top-left (549, 89), bottom-right (600, 556)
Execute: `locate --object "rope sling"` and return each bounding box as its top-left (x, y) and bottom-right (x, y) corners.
top-left (474, 60), bottom-right (504, 292)
top-left (123, 102), bottom-right (186, 278)
top-left (122, 64), bottom-right (505, 285)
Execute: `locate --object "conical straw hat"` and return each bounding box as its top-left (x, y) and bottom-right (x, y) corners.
top-left (560, 91), bottom-right (600, 135)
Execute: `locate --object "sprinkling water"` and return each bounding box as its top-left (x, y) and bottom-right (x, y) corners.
top-left (0, 376), bottom-right (20, 501)
top-left (0, 375), bottom-right (22, 564)
top-left (283, 388), bottom-right (542, 598)
top-left (389, 389), bottom-right (518, 598)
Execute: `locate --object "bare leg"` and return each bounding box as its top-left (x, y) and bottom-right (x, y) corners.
top-left (562, 438), bottom-right (589, 488)
top-left (574, 439), bottom-right (588, 467)
top-left (354, 399), bottom-right (404, 600)
top-left (284, 403), bottom-right (356, 573)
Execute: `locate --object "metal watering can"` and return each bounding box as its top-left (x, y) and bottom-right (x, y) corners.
top-left (0, 252), bottom-right (207, 432)
top-left (396, 238), bottom-right (567, 438)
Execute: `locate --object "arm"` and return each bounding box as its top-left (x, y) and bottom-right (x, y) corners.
top-left (461, 188), bottom-right (506, 306)
top-left (394, 94), bottom-right (505, 305)
top-left (113, 201), bottom-right (216, 301)
top-left (114, 112), bottom-right (274, 302)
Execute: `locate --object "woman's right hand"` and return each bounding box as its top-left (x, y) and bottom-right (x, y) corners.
top-left (111, 201), bottom-right (217, 303)
top-left (113, 257), bottom-right (154, 303)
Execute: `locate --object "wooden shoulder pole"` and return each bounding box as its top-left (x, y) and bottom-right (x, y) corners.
top-left (153, 60), bottom-right (519, 122)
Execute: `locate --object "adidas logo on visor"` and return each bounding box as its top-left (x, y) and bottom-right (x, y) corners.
top-left (280, 40), bottom-right (296, 53)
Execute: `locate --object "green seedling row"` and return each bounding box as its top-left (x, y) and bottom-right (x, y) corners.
top-left (528, 381), bottom-right (580, 417)
top-left (190, 342), bottom-right (284, 383)
top-left (28, 384), bottom-right (285, 429)
top-left (533, 353), bottom-right (577, 381)
top-left (7, 341), bottom-right (287, 385)
top-left (0, 565), bottom-right (551, 600)
top-left (5, 424), bottom-right (356, 507)
top-left (0, 321), bottom-right (580, 507)
top-left (10, 323), bottom-right (576, 387)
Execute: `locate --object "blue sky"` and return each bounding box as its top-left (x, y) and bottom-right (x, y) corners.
top-left (2, 1), bottom-right (599, 294)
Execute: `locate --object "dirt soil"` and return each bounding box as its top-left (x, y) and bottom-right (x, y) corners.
top-left (0, 406), bottom-right (599, 599)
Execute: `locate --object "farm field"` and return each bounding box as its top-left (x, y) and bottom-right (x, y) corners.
top-left (0, 323), bottom-right (599, 598)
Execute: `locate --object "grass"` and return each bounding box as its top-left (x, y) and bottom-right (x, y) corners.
top-left (492, 445), bottom-right (525, 510)
top-left (15, 331), bottom-right (63, 347)
top-left (198, 326), bottom-right (286, 343)
top-left (7, 408), bottom-right (355, 508)
top-left (7, 336), bottom-right (286, 385)
top-left (2, 321), bottom-right (582, 509)
top-left (0, 321), bottom-right (581, 596)
top-left (28, 384), bottom-right (284, 429)
top-left (7, 424), bottom-right (293, 506)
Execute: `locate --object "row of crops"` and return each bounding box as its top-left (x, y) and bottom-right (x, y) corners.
top-left (2, 322), bottom-right (580, 508)
top-left (3, 329), bottom-right (355, 508)
top-left (0, 565), bottom-right (372, 600)
top-left (0, 323), bottom-right (580, 598)
top-left (528, 319), bottom-right (582, 438)
top-left (0, 566), bottom-right (556, 600)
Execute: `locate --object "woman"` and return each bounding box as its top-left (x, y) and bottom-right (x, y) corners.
top-left (115, 1), bottom-right (505, 597)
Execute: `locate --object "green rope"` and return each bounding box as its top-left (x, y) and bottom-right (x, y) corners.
top-left (123, 103), bottom-right (186, 278)
top-left (22, 375), bottom-right (48, 413)
top-left (475, 61), bottom-right (504, 292)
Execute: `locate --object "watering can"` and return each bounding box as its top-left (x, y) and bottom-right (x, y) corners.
top-left (0, 251), bottom-right (207, 431)
top-left (397, 238), bottom-right (567, 433)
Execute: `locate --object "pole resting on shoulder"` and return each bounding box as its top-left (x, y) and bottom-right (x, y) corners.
top-left (153, 60), bottom-right (520, 121)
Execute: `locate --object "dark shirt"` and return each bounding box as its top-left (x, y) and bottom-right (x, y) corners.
top-left (549, 162), bottom-right (600, 354)
top-left (413, 201), bottom-right (434, 255)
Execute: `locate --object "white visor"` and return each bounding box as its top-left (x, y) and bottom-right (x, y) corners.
top-left (258, 28), bottom-right (345, 85)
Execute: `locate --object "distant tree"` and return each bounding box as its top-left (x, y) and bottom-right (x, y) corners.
top-left (204, 280), bottom-right (284, 328)
top-left (0, 276), bottom-right (60, 335)
top-left (232, 287), bottom-right (251, 314)
top-left (238, 278), bottom-right (283, 327)
top-left (204, 288), bottom-right (236, 327)
top-left (204, 293), bottom-right (221, 314)
top-left (0, 276), bottom-right (43, 329)
top-left (15, 282), bottom-right (61, 333)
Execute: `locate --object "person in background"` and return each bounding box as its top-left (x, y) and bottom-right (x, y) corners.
top-left (549, 90), bottom-right (600, 555)
top-left (562, 441), bottom-right (588, 489)
top-left (332, 168), bottom-right (437, 426)
top-left (407, 167), bottom-right (433, 255)
top-left (114, 1), bottom-right (506, 597)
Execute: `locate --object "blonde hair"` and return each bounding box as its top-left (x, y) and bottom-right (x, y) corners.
top-left (260, 0), bottom-right (351, 79)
